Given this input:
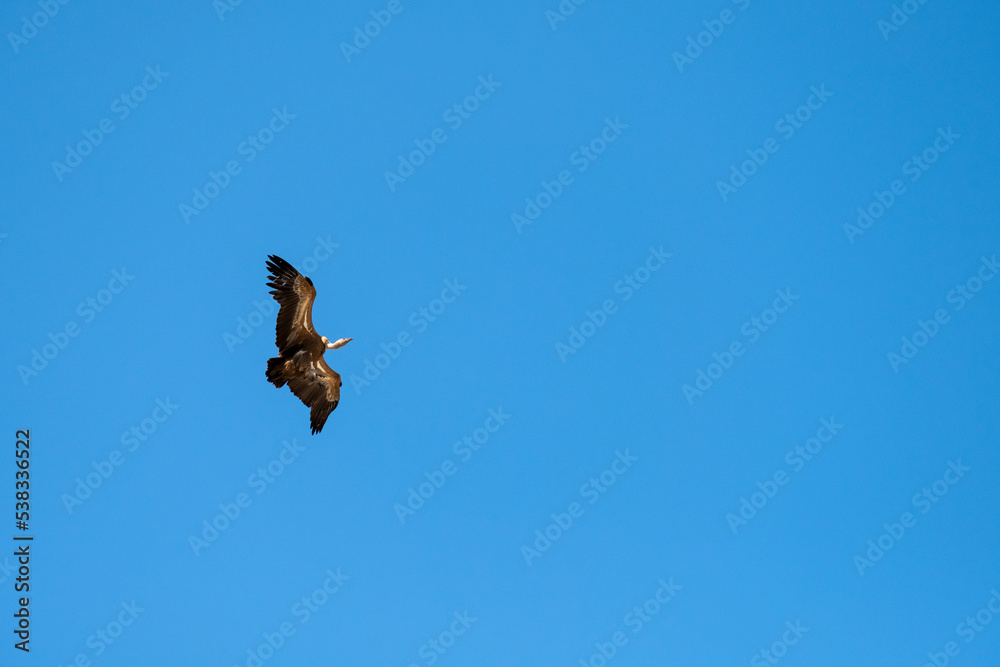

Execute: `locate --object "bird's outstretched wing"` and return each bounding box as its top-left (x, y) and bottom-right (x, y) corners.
top-left (285, 356), bottom-right (341, 434)
top-left (266, 255), bottom-right (318, 354)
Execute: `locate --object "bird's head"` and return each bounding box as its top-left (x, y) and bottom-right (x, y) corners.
top-left (326, 337), bottom-right (353, 350)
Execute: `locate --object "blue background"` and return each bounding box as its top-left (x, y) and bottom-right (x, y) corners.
top-left (2, 0), bottom-right (999, 665)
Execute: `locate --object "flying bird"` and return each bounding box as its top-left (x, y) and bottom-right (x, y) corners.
top-left (264, 255), bottom-right (352, 434)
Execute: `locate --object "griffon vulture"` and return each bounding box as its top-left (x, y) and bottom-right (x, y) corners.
top-left (264, 255), bottom-right (352, 434)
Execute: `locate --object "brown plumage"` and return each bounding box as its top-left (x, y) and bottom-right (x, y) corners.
top-left (264, 255), bottom-right (352, 434)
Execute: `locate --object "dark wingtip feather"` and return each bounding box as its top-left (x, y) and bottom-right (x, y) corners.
top-left (265, 255), bottom-right (300, 284)
top-left (309, 400), bottom-right (338, 434)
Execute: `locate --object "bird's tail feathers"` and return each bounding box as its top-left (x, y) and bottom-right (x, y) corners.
top-left (266, 356), bottom-right (287, 388)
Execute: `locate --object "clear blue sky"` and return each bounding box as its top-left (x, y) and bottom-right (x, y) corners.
top-left (3, 0), bottom-right (999, 665)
